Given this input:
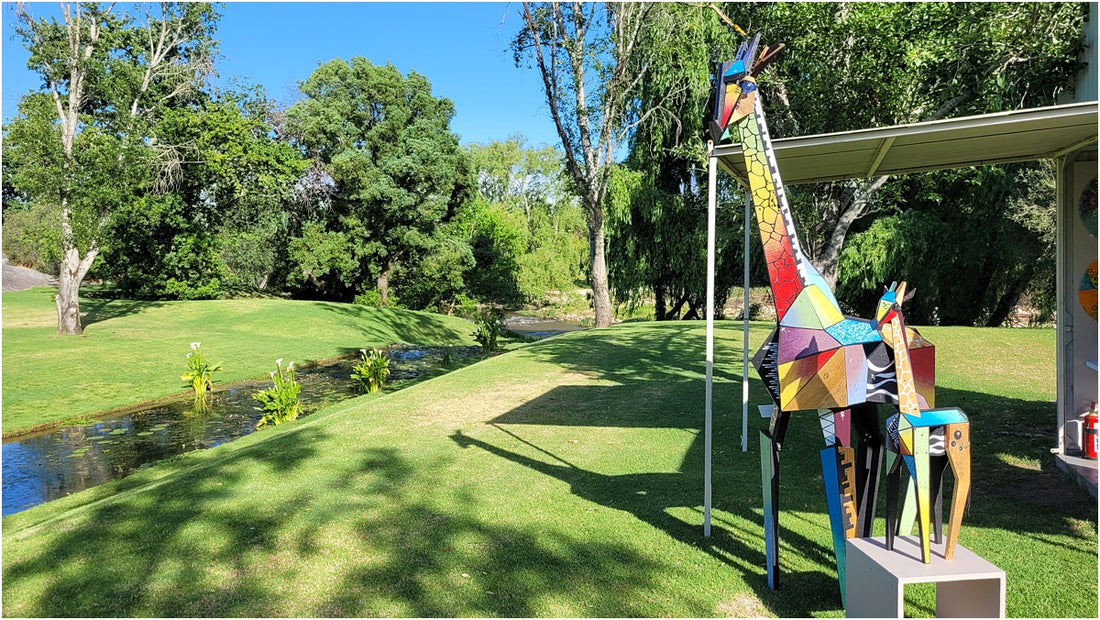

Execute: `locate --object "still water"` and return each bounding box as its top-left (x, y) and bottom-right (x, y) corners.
top-left (2, 345), bottom-right (483, 516)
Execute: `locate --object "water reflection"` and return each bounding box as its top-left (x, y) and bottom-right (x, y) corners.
top-left (2, 345), bottom-right (481, 516)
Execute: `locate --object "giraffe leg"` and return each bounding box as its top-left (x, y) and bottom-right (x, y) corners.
top-left (884, 447), bottom-right (902, 551)
top-left (944, 423), bottom-right (971, 560)
top-left (912, 426), bottom-right (932, 563)
top-left (851, 403), bottom-right (883, 538)
top-left (760, 430), bottom-right (780, 589)
top-left (898, 477), bottom-right (918, 537)
top-left (929, 454), bottom-right (949, 545)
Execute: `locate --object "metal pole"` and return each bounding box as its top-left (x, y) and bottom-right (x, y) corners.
top-left (704, 144), bottom-right (717, 537)
top-left (742, 191), bottom-right (751, 452)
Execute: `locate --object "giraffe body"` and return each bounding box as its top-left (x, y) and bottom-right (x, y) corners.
top-left (876, 283), bottom-right (971, 563)
top-left (713, 35), bottom-right (936, 600)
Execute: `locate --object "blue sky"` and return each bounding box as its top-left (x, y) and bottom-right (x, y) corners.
top-left (2, 2), bottom-right (562, 148)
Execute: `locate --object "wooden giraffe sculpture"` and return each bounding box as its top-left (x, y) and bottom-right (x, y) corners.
top-left (873, 282), bottom-right (971, 563)
top-left (711, 35), bottom-right (937, 598)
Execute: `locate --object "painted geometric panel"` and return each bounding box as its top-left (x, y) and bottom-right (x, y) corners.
top-left (777, 349), bottom-right (839, 409)
top-left (826, 317), bottom-right (881, 346)
top-left (780, 285), bottom-right (845, 330)
top-left (787, 348), bottom-right (849, 410)
top-left (908, 341), bottom-right (936, 408)
top-left (844, 345), bottom-right (870, 406)
top-left (777, 325), bottom-right (842, 365)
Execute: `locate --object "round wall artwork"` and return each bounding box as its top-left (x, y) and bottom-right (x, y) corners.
top-left (1081, 178), bottom-right (1097, 238)
top-left (1081, 260), bottom-right (1098, 322)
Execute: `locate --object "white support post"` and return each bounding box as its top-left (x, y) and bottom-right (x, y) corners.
top-left (742, 191), bottom-right (751, 452)
top-left (704, 146), bottom-right (717, 537)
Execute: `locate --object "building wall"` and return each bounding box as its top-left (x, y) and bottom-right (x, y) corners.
top-left (1058, 152), bottom-right (1099, 453)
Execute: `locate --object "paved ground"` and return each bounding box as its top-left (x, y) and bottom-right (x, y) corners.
top-left (2, 254), bottom-right (57, 292)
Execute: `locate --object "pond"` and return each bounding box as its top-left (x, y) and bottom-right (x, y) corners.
top-left (503, 313), bottom-right (584, 339)
top-left (1, 345), bottom-right (483, 516)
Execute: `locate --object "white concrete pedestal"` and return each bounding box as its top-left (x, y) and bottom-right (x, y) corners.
top-left (845, 536), bottom-right (1005, 618)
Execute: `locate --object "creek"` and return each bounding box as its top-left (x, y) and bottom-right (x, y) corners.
top-left (1, 345), bottom-right (484, 516)
top-left (3, 317), bottom-right (584, 517)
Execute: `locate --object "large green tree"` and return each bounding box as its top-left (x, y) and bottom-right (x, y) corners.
top-left (610, 2), bottom-right (1084, 321)
top-left (837, 162), bottom-right (1060, 326)
top-left (6, 1), bottom-right (219, 333)
top-left (97, 88), bottom-right (308, 298)
top-left (285, 58), bottom-right (472, 304)
top-left (716, 1), bottom-right (1087, 286)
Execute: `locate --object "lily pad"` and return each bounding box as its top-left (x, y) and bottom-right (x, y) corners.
top-left (136, 431), bottom-right (154, 436)
top-left (109, 428), bottom-right (128, 436)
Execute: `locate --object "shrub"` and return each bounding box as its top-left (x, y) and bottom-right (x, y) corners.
top-left (351, 348), bottom-right (390, 394)
top-left (353, 290), bottom-right (384, 307)
top-left (253, 359), bottom-right (301, 429)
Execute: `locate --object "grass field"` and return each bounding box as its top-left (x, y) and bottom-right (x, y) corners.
top-left (2, 302), bottom-right (1095, 617)
top-left (1, 288), bottom-right (478, 435)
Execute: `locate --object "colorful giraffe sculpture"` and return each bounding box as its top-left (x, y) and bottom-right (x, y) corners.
top-left (710, 35), bottom-right (937, 597)
top-left (873, 282), bottom-right (971, 563)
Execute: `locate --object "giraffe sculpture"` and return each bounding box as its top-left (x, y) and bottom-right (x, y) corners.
top-left (873, 282), bottom-right (971, 563)
top-left (710, 35), bottom-right (937, 598)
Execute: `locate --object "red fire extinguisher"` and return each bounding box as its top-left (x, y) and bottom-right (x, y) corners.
top-left (1084, 407), bottom-right (1099, 460)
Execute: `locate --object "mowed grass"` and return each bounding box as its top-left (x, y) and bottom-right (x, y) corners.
top-left (2, 315), bottom-right (1095, 617)
top-left (1, 288), bottom-right (478, 434)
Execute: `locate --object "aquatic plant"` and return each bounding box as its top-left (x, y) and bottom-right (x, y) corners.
top-left (181, 342), bottom-right (222, 396)
top-left (473, 309), bottom-right (504, 353)
top-left (351, 348), bottom-right (390, 394)
top-left (252, 359), bottom-right (301, 429)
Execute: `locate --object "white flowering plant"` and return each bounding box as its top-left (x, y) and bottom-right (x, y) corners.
top-left (181, 342), bottom-right (223, 396)
top-left (351, 348), bottom-right (390, 394)
top-left (252, 358), bottom-right (302, 429)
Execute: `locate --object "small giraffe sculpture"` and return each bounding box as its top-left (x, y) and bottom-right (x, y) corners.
top-left (712, 34), bottom-right (937, 598)
top-left (873, 282), bottom-right (971, 563)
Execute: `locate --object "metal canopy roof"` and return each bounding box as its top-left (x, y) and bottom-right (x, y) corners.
top-left (713, 101), bottom-right (1099, 186)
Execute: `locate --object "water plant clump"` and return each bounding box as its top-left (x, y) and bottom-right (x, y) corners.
top-left (252, 359), bottom-right (301, 429)
top-left (181, 342), bottom-right (222, 396)
top-left (351, 348), bottom-right (390, 394)
top-left (473, 309), bottom-right (505, 353)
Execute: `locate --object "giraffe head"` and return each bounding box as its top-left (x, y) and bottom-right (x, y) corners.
top-left (874, 281), bottom-right (907, 327)
top-left (710, 34), bottom-right (785, 143)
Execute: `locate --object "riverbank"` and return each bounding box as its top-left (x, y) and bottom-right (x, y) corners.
top-left (1, 289), bottom-right (479, 434)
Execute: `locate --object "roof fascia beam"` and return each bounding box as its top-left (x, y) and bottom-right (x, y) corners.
top-left (865, 136), bottom-right (896, 178)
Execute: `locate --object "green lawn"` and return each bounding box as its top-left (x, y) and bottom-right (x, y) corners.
top-left (1, 288), bottom-right (478, 434)
top-left (2, 311), bottom-right (1095, 617)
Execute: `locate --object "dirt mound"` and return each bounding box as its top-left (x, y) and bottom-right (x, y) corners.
top-left (2, 255), bottom-right (57, 292)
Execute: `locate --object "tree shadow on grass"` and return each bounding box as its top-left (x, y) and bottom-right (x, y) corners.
top-left (320, 302), bottom-right (474, 345)
top-left (312, 448), bottom-right (690, 617)
top-left (79, 297), bottom-right (168, 327)
top-left (461, 322), bottom-right (1097, 616)
top-left (452, 380), bottom-right (847, 617)
top-left (2, 422), bottom-right (330, 617)
top-left (2, 415), bottom-right (707, 616)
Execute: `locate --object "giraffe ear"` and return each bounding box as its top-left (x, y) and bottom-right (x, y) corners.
top-left (903, 287), bottom-right (916, 303)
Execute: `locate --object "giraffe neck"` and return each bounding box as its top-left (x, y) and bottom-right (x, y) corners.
top-left (886, 314), bottom-right (922, 417)
top-left (734, 98), bottom-right (835, 321)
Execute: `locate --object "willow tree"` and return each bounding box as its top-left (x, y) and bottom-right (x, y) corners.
top-left (8, 2), bottom-right (218, 334)
top-left (512, 2), bottom-right (681, 327)
top-left (717, 1), bottom-right (1087, 287)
